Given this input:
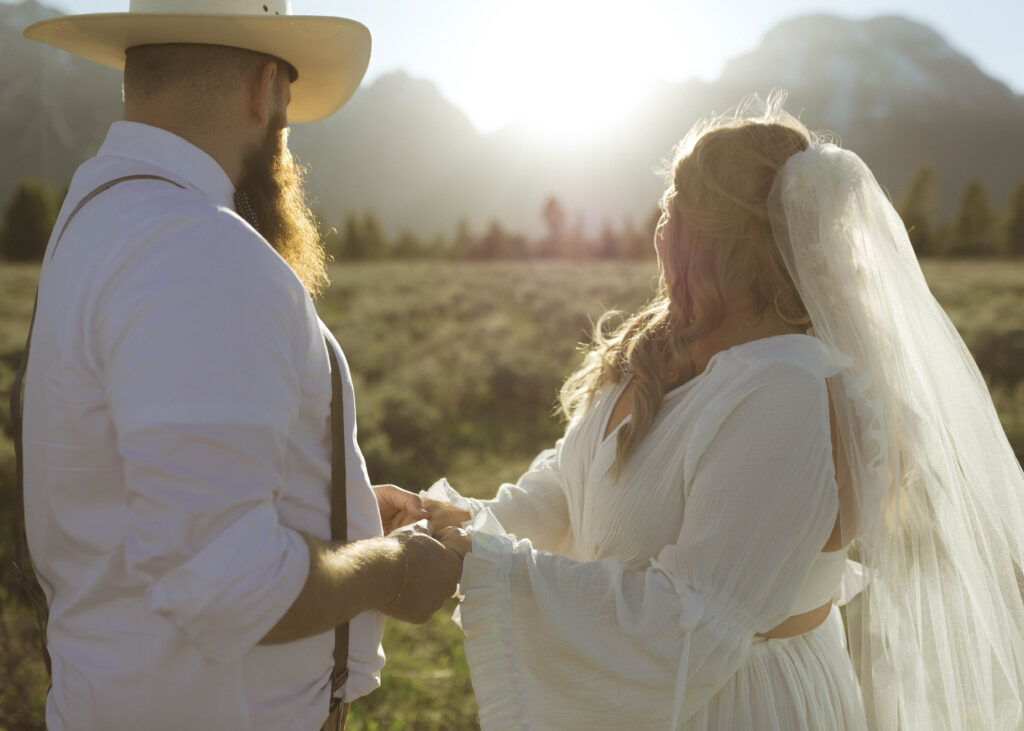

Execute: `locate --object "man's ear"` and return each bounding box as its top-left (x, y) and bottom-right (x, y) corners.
top-left (250, 60), bottom-right (279, 128)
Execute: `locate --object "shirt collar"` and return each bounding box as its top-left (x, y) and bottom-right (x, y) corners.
top-left (97, 121), bottom-right (237, 210)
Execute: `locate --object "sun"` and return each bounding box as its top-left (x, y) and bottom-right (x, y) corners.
top-left (453, 2), bottom-right (673, 140)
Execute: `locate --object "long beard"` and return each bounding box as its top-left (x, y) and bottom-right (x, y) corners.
top-left (234, 118), bottom-right (329, 299)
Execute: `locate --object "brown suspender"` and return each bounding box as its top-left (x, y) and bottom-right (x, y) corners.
top-left (11, 175), bottom-right (350, 719)
top-left (325, 339), bottom-right (350, 710)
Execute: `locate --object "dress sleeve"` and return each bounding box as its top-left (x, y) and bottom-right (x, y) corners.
top-left (426, 438), bottom-right (573, 554)
top-left (97, 213), bottom-right (313, 663)
top-left (457, 363), bottom-right (839, 729)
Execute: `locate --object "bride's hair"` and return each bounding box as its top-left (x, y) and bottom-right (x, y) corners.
top-left (559, 92), bottom-right (819, 470)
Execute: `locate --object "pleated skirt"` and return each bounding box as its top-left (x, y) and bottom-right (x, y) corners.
top-left (681, 605), bottom-right (868, 730)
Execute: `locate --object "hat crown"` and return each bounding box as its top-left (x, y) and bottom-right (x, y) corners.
top-left (128, 0), bottom-right (292, 16)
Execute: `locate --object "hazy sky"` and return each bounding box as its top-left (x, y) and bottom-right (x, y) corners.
top-left (19, 0), bottom-right (1024, 135)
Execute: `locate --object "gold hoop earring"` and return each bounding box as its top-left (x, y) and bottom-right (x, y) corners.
top-left (774, 289), bottom-right (811, 327)
top-left (773, 290), bottom-right (786, 319)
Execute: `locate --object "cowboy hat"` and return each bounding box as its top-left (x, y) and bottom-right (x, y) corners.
top-left (23, 0), bottom-right (371, 123)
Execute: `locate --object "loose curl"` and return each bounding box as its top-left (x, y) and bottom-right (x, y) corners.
top-left (559, 91), bottom-right (822, 472)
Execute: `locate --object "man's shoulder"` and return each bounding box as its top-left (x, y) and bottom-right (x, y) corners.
top-left (68, 159), bottom-right (295, 287)
top-left (134, 203), bottom-right (307, 308)
top-left (70, 159), bottom-right (236, 230)
top-left (59, 160), bottom-right (312, 327)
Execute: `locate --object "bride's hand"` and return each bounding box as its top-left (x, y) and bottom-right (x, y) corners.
top-left (436, 526), bottom-right (472, 558)
top-left (423, 497), bottom-right (472, 535)
top-left (374, 484), bottom-right (430, 534)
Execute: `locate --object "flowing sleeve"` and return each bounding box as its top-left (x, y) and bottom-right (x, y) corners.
top-left (457, 363), bottom-right (840, 729)
top-left (426, 438), bottom-right (573, 554)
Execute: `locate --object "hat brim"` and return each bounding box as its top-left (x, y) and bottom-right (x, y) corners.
top-left (24, 14), bottom-right (371, 123)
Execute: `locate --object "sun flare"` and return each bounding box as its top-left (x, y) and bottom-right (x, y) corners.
top-left (455, 2), bottom-right (689, 140)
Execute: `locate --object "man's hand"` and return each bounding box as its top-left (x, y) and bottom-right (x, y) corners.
top-left (423, 497), bottom-right (472, 535)
top-left (377, 524), bottom-right (463, 624)
top-left (374, 484), bottom-right (430, 534)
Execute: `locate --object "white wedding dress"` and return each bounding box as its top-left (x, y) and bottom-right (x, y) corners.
top-left (429, 333), bottom-right (871, 730)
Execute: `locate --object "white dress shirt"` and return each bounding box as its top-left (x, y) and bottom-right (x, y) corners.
top-left (22, 121), bottom-right (385, 731)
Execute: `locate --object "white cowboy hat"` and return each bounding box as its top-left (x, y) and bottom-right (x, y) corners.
top-left (23, 0), bottom-right (371, 123)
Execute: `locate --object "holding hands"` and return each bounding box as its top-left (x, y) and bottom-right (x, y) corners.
top-left (377, 522), bottom-right (462, 624)
top-left (434, 526), bottom-right (471, 558)
top-left (369, 484), bottom-right (472, 624)
top-left (423, 494), bottom-right (472, 557)
top-left (422, 497), bottom-right (471, 535)
top-left (371, 482), bottom-right (472, 550)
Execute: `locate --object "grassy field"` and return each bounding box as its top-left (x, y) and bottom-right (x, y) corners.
top-left (1, 258), bottom-right (1022, 729)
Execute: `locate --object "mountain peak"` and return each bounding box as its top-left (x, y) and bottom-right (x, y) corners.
top-left (344, 69), bottom-right (477, 134)
top-left (718, 13), bottom-right (1019, 129)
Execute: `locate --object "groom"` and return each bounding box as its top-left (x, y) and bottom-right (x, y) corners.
top-left (20, 2), bottom-right (462, 730)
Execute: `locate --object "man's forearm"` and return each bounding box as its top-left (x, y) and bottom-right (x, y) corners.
top-left (259, 531), bottom-right (402, 645)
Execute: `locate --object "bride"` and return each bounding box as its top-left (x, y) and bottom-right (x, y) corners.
top-left (425, 94), bottom-right (1024, 730)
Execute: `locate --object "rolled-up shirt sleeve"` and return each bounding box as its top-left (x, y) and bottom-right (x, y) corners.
top-left (96, 212), bottom-right (313, 662)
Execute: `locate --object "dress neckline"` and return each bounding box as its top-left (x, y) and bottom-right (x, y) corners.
top-left (598, 332), bottom-right (820, 448)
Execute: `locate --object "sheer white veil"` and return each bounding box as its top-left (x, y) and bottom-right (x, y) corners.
top-left (768, 140), bottom-right (1024, 728)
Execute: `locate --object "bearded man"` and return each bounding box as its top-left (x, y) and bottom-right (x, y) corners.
top-left (18, 3), bottom-right (462, 729)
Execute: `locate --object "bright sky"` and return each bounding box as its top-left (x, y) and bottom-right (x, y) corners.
top-left (20, 0), bottom-right (1024, 137)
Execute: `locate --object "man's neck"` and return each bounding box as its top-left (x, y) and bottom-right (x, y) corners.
top-left (123, 108), bottom-right (246, 186)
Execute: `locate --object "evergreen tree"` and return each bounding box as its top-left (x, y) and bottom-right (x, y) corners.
top-left (340, 212), bottom-right (366, 259)
top-left (621, 215), bottom-right (650, 259)
top-left (472, 220), bottom-right (505, 259)
top-left (361, 211), bottom-right (386, 259)
top-left (0, 179), bottom-right (58, 261)
top-left (950, 181), bottom-right (998, 257)
top-left (596, 220), bottom-right (620, 259)
top-left (339, 211), bottom-right (386, 260)
top-left (540, 196), bottom-right (566, 257)
top-left (451, 218), bottom-right (474, 259)
top-left (1006, 179), bottom-right (1024, 258)
top-left (470, 220), bottom-right (527, 259)
top-left (392, 230), bottom-right (422, 259)
top-left (898, 164), bottom-right (937, 257)
top-left (566, 213), bottom-right (587, 259)
top-left (423, 233), bottom-right (446, 260)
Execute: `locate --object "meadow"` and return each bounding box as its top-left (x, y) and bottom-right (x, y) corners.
top-left (0, 258), bottom-right (1022, 730)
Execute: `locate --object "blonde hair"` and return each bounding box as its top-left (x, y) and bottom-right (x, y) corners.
top-left (559, 92), bottom-right (819, 471)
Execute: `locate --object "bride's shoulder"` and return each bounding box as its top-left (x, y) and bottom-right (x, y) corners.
top-left (682, 344), bottom-right (834, 484)
top-left (726, 332), bottom-right (846, 382)
top-left (697, 334), bottom-right (838, 427)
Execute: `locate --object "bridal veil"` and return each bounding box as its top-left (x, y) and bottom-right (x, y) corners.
top-left (768, 134), bottom-right (1024, 728)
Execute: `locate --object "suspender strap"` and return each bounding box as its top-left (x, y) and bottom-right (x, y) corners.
top-left (326, 341), bottom-right (351, 721)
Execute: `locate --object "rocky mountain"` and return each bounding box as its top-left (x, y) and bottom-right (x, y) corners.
top-left (1, 0), bottom-right (122, 200)
top-left (2, 2), bottom-right (1022, 238)
top-left (703, 15), bottom-right (1024, 221)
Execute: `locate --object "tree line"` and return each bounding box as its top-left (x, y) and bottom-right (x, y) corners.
top-left (3, 170), bottom-right (1024, 261)
top-left (323, 197), bottom-right (659, 261)
top-left (899, 165), bottom-right (1024, 257)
